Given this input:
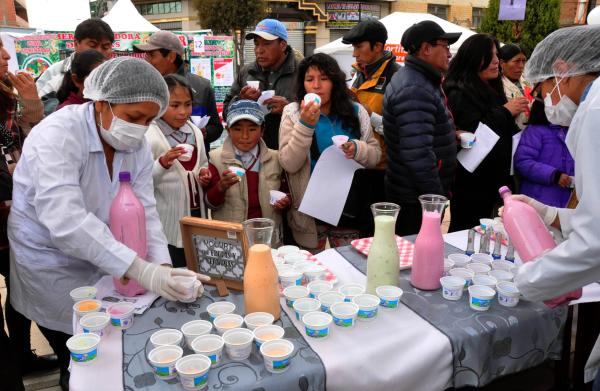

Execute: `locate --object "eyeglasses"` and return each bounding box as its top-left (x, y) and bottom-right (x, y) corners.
top-left (430, 42), bottom-right (451, 51)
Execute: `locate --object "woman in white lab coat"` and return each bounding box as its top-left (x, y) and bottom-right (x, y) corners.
top-left (7, 57), bottom-right (208, 388)
top-left (507, 25), bottom-right (600, 388)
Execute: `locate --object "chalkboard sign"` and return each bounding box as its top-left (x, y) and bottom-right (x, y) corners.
top-left (180, 217), bottom-right (248, 296)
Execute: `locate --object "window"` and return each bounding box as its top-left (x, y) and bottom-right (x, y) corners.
top-left (472, 7), bottom-right (484, 29)
top-left (136, 1), bottom-right (182, 15)
top-left (427, 4), bottom-right (449, 20)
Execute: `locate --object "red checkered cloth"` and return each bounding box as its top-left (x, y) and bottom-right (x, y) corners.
top-left (474, 227), bottom-right (509, 246)
top-left (302, 251), bottom-right (338, 284)
top-left (350, 236), bottom-right (414, 270)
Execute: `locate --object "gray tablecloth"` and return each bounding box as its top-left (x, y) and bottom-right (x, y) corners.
top-left (122, 287), bottom-right (326, 390)
top-left (336, 242), bottom-right (567, 389)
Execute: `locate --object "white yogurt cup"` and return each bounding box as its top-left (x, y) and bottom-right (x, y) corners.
top-left (472, 275), bottom-right (498, 290)
top-left (228, 166), bottom-right (246, 177)
top-left (497, 281), bottom-right (520, 307)
top-left (173, 275), bottom-right (197, 303)
top-left (148, 345), bottom-right (183, 380)
top-left (271, 248), bottom-right (281, 260)
top-left (489, 269), bottom-right (514, 282)
top-left (467, 262), bottom-right (492, 275)
top-left (307, 280), bottom-right (333, 298)
top-left (460, 132), bottom-right (475, 148)
top-left (213, 313), bottom-right (244, 335)
top-left (330, 302), bottom-right (359, 328)
top-left (70, 286), bottom-right (97, 302)
top-left (73, 299), bottom-right (103, 320)
top-left (443, 259), bottom-right (455, 277)
top-left (331, 135), bottom-right (349, 147)
top-left (223, 328), bottom-right (254, 360)
top-left (318, 291), bottom-right (345, 313)
top-left (449, 268), bottom-right (475, 289)
top-left (260, 339), bottom-right (294, 374)
top-left (253, 324), bottom-right (285, 348)
top-left (471, 253), bottom-right (494, 266)
top-left (79, 312), bottom-right (110, 337)
top-left (176, 354), bottom-right (211, 390)
top-left (106, 302), bottom-right (135, 329)
top-left (293, 298), bottom-right (321, 321)
top-left (303, 92), bottom-right (322, 105)
top-left (448, 253), bottom-right (471, 268)
top-left (303, 311), bottom-right (332, 339)
top-left (375, 285), bottom-right (403, 309)
top-left (273, 258), bottom-right (285, 268)
top-left (191, 334), bottom-right (224, 367)
top-left (246, 80), bottom-right (260, 89)
top-left (491, 260), bottom-right (515, 272)
top-left (304, 264), bottom-right (327, 283)
top-left (283, 253), bottom-right (307, 265)
top-left (352, 293), bottom-right (380, 321)
top-left (468, 285), bottom-right (496, 311)
top-left (206, 302), bottom-right (236, 321)
top-left (244, 312), bottom-right (275, 331)
top-left (277, 245), bottom-right (300, 256)
top-left (440, 276), bottom-right (466, 301)
top-left (177, 143), bottom-right (194, 162)
top-left (283, 285), bottom-right (309, 308)
top-left (269, 190), bottom-right (287, 205)
top-left (150, 329), bottom-right (184, 349)
top-left (338, 283), bottom-right (366, 302)
top-left (66, 333), bottom-right (101, 365)
top-left (181, 320), bottom-right (213, 349)
top-left (279, 270), bottom-right (303, 289)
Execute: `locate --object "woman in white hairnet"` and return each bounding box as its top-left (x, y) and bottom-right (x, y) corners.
top-left (506, 25), bottom-right (600, 387)
top-left (7, 57), bottom-right (209, 388)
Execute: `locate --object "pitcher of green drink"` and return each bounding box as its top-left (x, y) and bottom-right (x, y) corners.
top-left (366, 202), bottom-right (401, 293)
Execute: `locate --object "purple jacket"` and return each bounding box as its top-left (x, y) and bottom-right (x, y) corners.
top-left (514, 123), bottom-right (574, 207)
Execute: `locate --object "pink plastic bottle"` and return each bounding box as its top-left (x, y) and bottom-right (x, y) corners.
top-left (110, 171), bottom-right (147, 296)
top-left (411, 195), bottom-right (447, 290)
top-left (499, 186), bottom-right (581, 306)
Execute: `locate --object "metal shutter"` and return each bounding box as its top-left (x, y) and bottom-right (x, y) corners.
top-left (243, 27), bottom-right (304, 64)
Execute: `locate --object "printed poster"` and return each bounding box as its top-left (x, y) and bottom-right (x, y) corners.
top-left (190, 57), bottom-right (212, 80)
top-left (213, 58), bottom-right (234, 87)
top-left (498, 0), bottom-right (527, 21)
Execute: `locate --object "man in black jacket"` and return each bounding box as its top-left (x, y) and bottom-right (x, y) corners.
top-left (383, 21), bottom-right (461, 235)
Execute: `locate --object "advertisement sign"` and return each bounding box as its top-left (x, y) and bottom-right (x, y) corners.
top-left (325, 2), bottom-right (381, 29)
top-left (498, 0), bottom-right (527, 21)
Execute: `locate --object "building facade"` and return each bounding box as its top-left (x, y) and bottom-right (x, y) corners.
top-left (132, 0), bottom-right (202, 31)
top-left (392, 0), bottom-right (489, 29)
top-left (0, 0), bottom-right (28, 27)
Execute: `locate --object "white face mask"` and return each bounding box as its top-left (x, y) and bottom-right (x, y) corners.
top-left (544, 77), bottom-right (578, 127)
top-left (98, 103), bottom-right (149, 151)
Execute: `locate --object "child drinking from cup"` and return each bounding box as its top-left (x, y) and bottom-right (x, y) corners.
top-left (146, 74), bottom-right (211, 267)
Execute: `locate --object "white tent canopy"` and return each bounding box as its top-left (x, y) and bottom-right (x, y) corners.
top-left (26, 0), bottom-right (91, 31)
top-left (102, 0), bottom-right (159, 32)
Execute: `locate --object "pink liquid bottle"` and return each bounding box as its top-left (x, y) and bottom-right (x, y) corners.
top-left (110, 171), bottom-right (147, 296)
top-left (499, 186), bottom-right (581, 306)
top-left (411, 194), bottom-right (448, 290)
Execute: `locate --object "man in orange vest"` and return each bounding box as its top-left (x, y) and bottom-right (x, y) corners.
top-left (343, 19), bottom-right (399, 236)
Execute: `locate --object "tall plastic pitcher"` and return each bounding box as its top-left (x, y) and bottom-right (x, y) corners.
top-left (242, 218), bottom-right (280, 320)
top-left (499, 186), bottom-right (581, 306)
top-left (366, 202), bottom-right (400, 293)
top-left (411, 195), bottom-right (447, 290)
top-left (110, 171), bottom-right (147, 296)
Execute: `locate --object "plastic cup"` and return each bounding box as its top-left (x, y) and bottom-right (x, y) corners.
top-left (106, 302), bottom-right (135, 329)
top-left (283, 285), bottom-right (309, 308)
top-left (491, 260), bottom-right (515, 272)
top-left (223, 328), bottom-right (254, 360)
top-left (191, 334), bottom-right (224, 367)
top-left (467, 262), bottom-right (492, 275)
top-left (375, 285), bottom-right (403, 309)
top-left (440, 276), bottom-right (466, 301)
top-left (302, 311), bottom-right (332, 339)
top-left (278, 245), bottom-right (300, 257)
top-left (269, 190), bottom-right (287, 205)
top-left (70, 286), bottom-right (97, 302)
top-left (73, 299), bottom-right (102, 320)
top-left (253, 324), bottom-right (285, 348)
top-left (338, 283), bottom-right (365, 302)
top-left (66, 333), bottom-right (101, 365)
top-left (318, 291), bottom-right (345, 313)
top-left (271, 248), bottom-right (281, 260)
top-left (173, 275), bottom-right (197, 303)
top-left (303, 92), bottom-right (322, 105)
top-left (460, 132), bottom-right (475, 148)
top-left (79, 312), bottom-right (110, 337)
top-left (213, 313), bottom-right (244, 335)
top-left (244, 312), bottom-right (275, 331)
top-left (471, 253), bottom-right (494, 266)
top-left (283, 253), bottom-right (307, 265)
top-left (176, 354), bottom-right (211, 390)
top-left (472, 275), bottom-right (498, 290)
top-left (448, 253), bottom-right (471, 268)
top-left (260, 339), bottom-right (294, 374)
top-left (279, 270), bottom-right (303, 289)
top-left (293, 297), bottom-right (321, 321)
top-left (177, 143), bottom-right (194, 162)
top-left (228, 166), bottom-right (246, 177)
top-left (449, 268), bottom-right (475, 289)
top-left (206, 302), bottom-right (236, 321)
top-left (443, 259), bottom-right (455, 276)
top-left (330, 302), bottom-right (359, 328)
top-left (246, 80), bottom-right (260, 89)
top-left (352, 294), bottom-right (380, 321)
top-left (489, 269), bottom-right (514, 282)
top-left (276, 264), bottom-right (294, 276)
top-left (497, 281), bottom-right (520, 307)
top-left (468, 285), bottom-right (496, 311)
top-left (331, 135), bottom-right (349, 147)
top-left (148, 345), bottom-right (183, 380)
top-left (307, 280), bottom-right (333, 298)
top-left (293, 261), bottom-right (314, 276)
top-left (181, 320), bottom-right (213, 349)
top-left (304, 264), bottom-right (327, 283)
top-left (510, 265), bottom-right (520, 276)
top-left (150, 329), bottom-right (183, 349)
top-left (273, 258), bottom-right (286, 268)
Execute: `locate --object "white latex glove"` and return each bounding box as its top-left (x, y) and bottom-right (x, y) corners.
top-left (498, 194), bottom-right (558, 226)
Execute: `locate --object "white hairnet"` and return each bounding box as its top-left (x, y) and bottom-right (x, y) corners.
top-left (83, 57), bottom-right (169, 117)
top-left (524, 24), bottom-right (600, 84)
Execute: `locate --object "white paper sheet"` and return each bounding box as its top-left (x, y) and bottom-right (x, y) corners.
top-left (457, 123), bottom-right (500, 173)
top-left (257, 90), bottom-right (276, 113)
top-left (190, 115), bottom-right (210, 129)
top-left (94, 275), bottom-right (159, 315)
top-left (510, 130), bottom-right (522, 175)
top-left (299, 145), bottom-right (362, 226)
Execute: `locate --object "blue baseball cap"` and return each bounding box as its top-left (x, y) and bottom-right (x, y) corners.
top-left (226, 100), bottom-right (265, 127)
top-left (245, 19), bottom-right (288, 42)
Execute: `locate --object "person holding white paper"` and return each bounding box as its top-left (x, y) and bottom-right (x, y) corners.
top-left (444, 34), bottom-right (523, 231)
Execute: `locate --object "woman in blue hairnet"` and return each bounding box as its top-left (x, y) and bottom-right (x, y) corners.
top-left (7, 57), bottom-right (209, 388)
